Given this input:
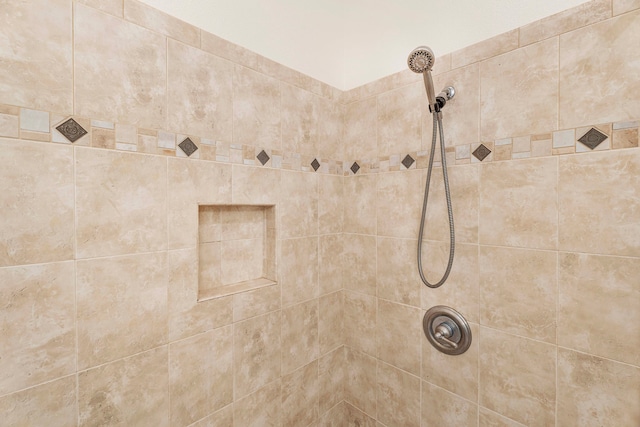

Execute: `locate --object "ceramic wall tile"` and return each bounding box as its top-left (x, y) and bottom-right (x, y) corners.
top-left (480, 38), bottom-right (559, 141)
top-left (318, 174), bottom-right (344, 235)
top-left (480, 246), bottom-right (557, 343)
top-left (318, 401), bottom-right (345, 427)
top-left (192, 405), bottom-right (234, 427)
top-left (424, 164), bottom-right (479, 244)
top-left (557, 348), bottom-right (640, 427)
top-left (376, 237), bottom-right (421, 307)
top-left (560, 10), bottom-right (640, 128)
top-left (376, 170), bottom-right (423, 239)
top-left (344, 97), bottom-right (377, 159)
top-left (343, 174), bottom-right (377, 234)
top-left (377, 83), bottom-right (422, 156)
top-left (479, 328), bottom-right (556, 427)
top-left (558, 252), bottom-right (640, 366)
top-left (233, 66), bottom-right (281, 149)
top-left (279, 170), bottom-right (318, 239)
top-left (421, 382), bottom-right (478, 427)
top-left (451, 29), bottom-right (519, 69)
top-left (480, 157), bottom-right (558, 250)
top-left (168, 39), bottom-right (233, 140)
top-left (319, 291), bottom-right (344, 355)
top-left (231, 165), bottom-right (280, 205)
top-left (0, 0), bottom-right (72, 113)
top-left (376, 300), bottom-right (422, 376)
top-left (0, 138), bottom-right (74, 266)
top-left (76, 252), bottom-right (168, 369)
top-left (343, 291), bottom-right (377, 356)
top-left (124, 0), bottom-right (200, 46)
top-left (0, 376), bottom-right (76, 426)
top-left (281, 84), bottom-right (319, 155)
top-left (520, 0), bottom-right (611, 46)
top-left (432, 63), bottom-right (481, 148)
top-left (281, 361), bottom-right (319, 427)
top-left (233, 311), bottom-right (281, 399)
top-left (281, 299), bottom-right (319, 374)
top-left (422, 323), bottom-right (479, 402)
top-left (319, 234), bottom-right (343, 295)
top-left (319, 347), bottom-right (345, 415)
top-left (0, 262), bottom-right (75, 396)
top-left (169, 326), bottom-right (233, 425)
top-left (479, 408), bottom-right (526, 427)
top-left (233, 380), bottom-right (282, 427)
top-left (232, 283), bottom-right (281, 322)
top-left (317, 97), bottom-right (344, 160)
top-left (344, 347), bottom-right (377, 417)
top-left (77, 0), bottom-right (123, 16)
top-left (76, 148), bottom-right (167, 258)
top-left (75, 4), bottom-right (166, 128)
top-left (343, 234), bottom-right (376, 296)
top-left (167, 158), bottom-right (232, 249)
top-left (376, 362), bottom-right (420, 427)
top-left (420, 242), bottom-right (479, 323)
top-left (559, 150), bottom-right (640, 257)
top-left (168, 249), bottom-right (233, 341)
top-left (78, 347), bottom-right (169, 427)
top-left (613, 0), bottom-right (640, 15)
top-left (279, 237), bottom-right (319, 306)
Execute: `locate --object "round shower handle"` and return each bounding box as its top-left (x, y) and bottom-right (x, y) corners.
top-left (434, 322), bottom-right (459, 349)
top-left (423, 306), bottom-right (472, 355)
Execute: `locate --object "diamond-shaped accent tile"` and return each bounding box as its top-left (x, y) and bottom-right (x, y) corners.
top-left (257, 150), bottom-right (270, 165)
top-left (178, 137), bottom-right (198, 157)
top-left (472, 144), bottom-right (491, 161)
top-left (311, 158), bottom-right (320, 171)
top-left (350, 162), bottom-right (360, 174)
top-left (401, 154), bottom-right (415, 169)
top-left (56, 118), bottom-right (87, 143)
top-left (578, 127), bottom-right (608, 150)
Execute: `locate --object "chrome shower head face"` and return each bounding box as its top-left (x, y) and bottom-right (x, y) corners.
top-left (407, 46), bottom-right (435, 73)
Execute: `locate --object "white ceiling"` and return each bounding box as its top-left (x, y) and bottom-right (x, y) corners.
top-left (140, 0), bottom-right (589, 90)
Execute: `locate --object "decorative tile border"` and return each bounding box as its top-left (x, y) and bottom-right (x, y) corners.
top-left (0, 103), bottom-right (638, 177)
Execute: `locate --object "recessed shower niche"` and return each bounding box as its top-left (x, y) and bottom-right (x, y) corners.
top-left (198, 204), bottom-right (276, 301)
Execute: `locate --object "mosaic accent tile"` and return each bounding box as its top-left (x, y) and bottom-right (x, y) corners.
top-left (91, 120), bottom-right (114, 129)
top-left (56, 118), bottom-right (88, 143)
top-left (472, 143), bottom-right (491, 161)
top-left (178, 137), bottom-right (198, 156)
top-left (613, 120), bottom-right (639, 130)
top-left (157, 131), bottom-right (176, 149)
top-left (0, 113), bottom-right (19, 138)
top-left (578, 128), bottom-right (608, 150)
top-left (257, 150), bottom-right (270, 165)
top-left (350, 162), bottom-right (360, 174)
top-left (553, 129), bottom-right (576, 148)
top-left (311, 158), bottom-right (320, 171)
top-left (21, 109), bottom-right (49, 132)
top-left (401, 154), bottom-right (415, 169)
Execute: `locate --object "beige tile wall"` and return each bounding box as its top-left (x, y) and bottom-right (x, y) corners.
top-left (0, 1), bottom-right (344, 426)
top-left (1, 1), bottom-right (640, 426)
top-left (339, 2), bottom-right (640, 426)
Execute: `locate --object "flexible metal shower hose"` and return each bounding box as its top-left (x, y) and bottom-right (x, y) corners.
top-left (417, 112), bottom-right (455, 288)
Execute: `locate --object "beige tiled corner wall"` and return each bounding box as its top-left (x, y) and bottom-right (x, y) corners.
top-left (340, 1), bottom-right (640, 427)
top-left (0, 1), bottom-right (344, 426)
top-left (0, 0), bottom-right (639, 426)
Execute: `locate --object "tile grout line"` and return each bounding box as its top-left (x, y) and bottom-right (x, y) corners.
top-left (555, 153), bottom-right (560, 427)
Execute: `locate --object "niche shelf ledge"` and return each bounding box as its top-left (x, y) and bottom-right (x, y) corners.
top-left (197, 204), bottom-right (276, 301)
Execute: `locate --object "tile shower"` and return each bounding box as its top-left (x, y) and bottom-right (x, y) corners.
top-left (0, 1), bottom-right (638, 426)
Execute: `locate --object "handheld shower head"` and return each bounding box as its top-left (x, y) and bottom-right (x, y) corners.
top-left (407, 46), bottom-right (435, 73)
top-left (408, 46), bottom-right (438, 112)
